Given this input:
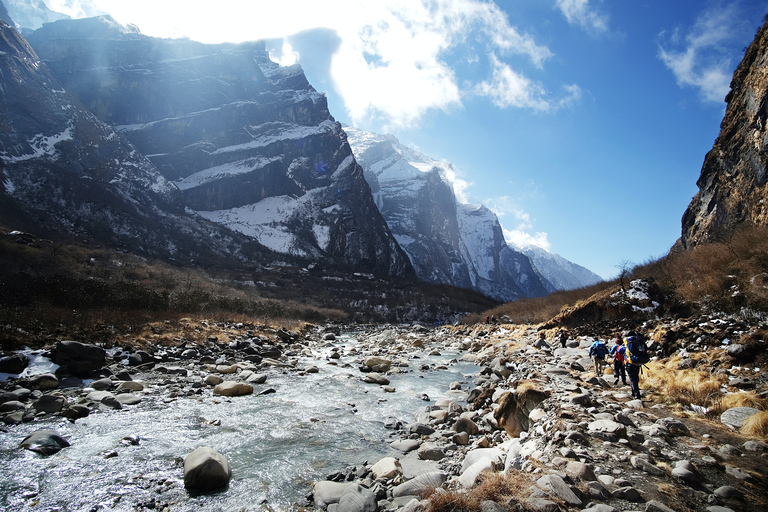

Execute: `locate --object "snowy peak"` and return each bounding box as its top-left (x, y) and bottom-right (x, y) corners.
top-left (347, 127), bottom-right (603, 300)
top-left (347, 128), bottom-right (551, 301)
top-left (515, 244), bottom-right (603, 291)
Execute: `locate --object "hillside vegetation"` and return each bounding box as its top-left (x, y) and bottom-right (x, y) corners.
top-left (470, 224), bottom-right (768, 327)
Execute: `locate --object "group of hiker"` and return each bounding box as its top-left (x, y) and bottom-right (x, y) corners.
top-left (559, 329), bottom-right (649, 400)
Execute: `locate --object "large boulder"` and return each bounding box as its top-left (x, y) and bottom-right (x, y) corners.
top-left (337, 483), bottom-right (378, 512)
top-left (721, 407), bottom-right (761, 430)
top-left (0, 353), bottom-right (30, 374)
top-left (313, 481), bottom-right (351, 509)
top-left (183, 446), bottom-right (232, 491)
top-left (20, 430), bottom-right (70, 456)
top-left (494, 383), bottom-right (550, 438)
top-left (52, 341), bottom-right (106, 376)
top-left (371, 457), bottom-right (403, 481)
top-left (213, 381), bottom-right (254, 396)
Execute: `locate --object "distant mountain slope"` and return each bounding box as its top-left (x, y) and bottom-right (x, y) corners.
top-left (346, 127), bottom-right (558, 301)
top-left (514, 244), bottom-right (603, 291)
top-left (346, 127), bottom-right (604, 299)
top-left (679, 19), bottom-right (768, 248)
top-left (26, 16), bottom-right (412, 277)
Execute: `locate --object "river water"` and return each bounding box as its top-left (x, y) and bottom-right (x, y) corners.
top-left (0, 333), bottom-right (478, 511)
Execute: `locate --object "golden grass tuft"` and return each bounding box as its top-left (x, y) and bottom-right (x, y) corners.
top-left (423, 470), bottom-right (534, 512)
top-left (643, 359), bottom-right (728, 409)
top-left (741, 411), bottom-right (768, 440)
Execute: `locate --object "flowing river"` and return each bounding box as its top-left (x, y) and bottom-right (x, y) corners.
top-left (0, 332), bottom-right (478, 511)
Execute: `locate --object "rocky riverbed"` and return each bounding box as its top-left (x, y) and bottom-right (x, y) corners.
top-left (1, 318), bottom-right (767, 512)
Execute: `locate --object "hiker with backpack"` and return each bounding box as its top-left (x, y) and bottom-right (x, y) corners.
top-left (623, 330), bottom-right (650, 400)
top-left (588, 337), bottom-right (609, 376)
top-left (609, 333), bottom-right (627, 385)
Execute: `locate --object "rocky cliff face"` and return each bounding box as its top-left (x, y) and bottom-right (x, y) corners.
top-left (0, 19), bottom-right (280, 265)
top-left (346, 127), bottom-right (557, 301)
top-left (679, 19), bottom-right (768, 248)
top-left (25, 16), bottom-right (412, 276)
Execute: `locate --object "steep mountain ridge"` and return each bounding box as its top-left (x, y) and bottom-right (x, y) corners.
top-left (514, 244), bottom-right (603, 291)
top-left (679, 19), bottom-right (768, 248)
top-left (346, 127), bottom-right (600, 301)
top-left (25, 16), bottom-right (412, 277)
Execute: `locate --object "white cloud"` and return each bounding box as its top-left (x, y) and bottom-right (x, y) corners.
top-left (658, 3), bottom-right (748, 103)
top-left (475, 55), bottom-right (582, 111)
top-left (485, 196), bottom-right (551, 251)
top-left (504, 229), bottom-right (552, 251)
top-left (73, 0), bottom-right (556, 129)
top-left (555, 0), bottom-right (609, 34)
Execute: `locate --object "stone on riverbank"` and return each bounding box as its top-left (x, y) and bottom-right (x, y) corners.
top-left (52, 340), bottom-right (106, 376)
top-left (20, 429), bottom-right (70, 455)
top-left (213, 381), bottom-right (253, 396)
top-left (183, 446), bottom-right (231, 491)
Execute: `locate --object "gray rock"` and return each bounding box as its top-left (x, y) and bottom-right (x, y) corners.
top-left (417, 442), bottom-right (445, 461)
top-left (611, 486), bottom-right (642, 501)
top-left (706, 507), bottom-right (736, 512)
top-left (53, 340), bottom-right (106, 376)
top-left (713, 485), bottom-right (739, 499)
top-left (0, 400), bottom-right (25, 412)
top-left (565, 460), bottom-right (597, 482)
top-left (724, 465), bottom-right (755, 483)
top-left (0, 353), bottom-right (30, 374)
top-left (583, 481), bottom-right (611, 500)
top-left (480, 501), bottom-right (506, 512)
top-left (28, 373), bottom-right (59, 390)
top-left (743, 440), bottom-right (768, 452)
top-left (407, 422), bottom-right (435, 435)
top-left (183, 446), bottom-right (231, 491)
top-left (393, 472), bottom-right (447, 498)
top-left (655, 417), bottom-right (690, 437)
top-left (391, 439), bottom-right (421, 453)
top-left (536, 474), bottom-right (583, 507)
top-left (61, 404), bottom-right (90, 420)
top-left (645, 500), bottom-right (678, 512)
top-left (582, 505), bottom-right (618, 512)
top-left (115, 394), bottom-right (141, 406)
top-left (720, 407), bottom-right (761, 429)
top-left (86, 390), bottom-right (115, 402)
top-left (20, 429), bottom-right (70, 455)
top-left (523, 498), bottom-right (560, 512)
top-left (90, 378), bottom-right (114, 391)
top-left (588, 419), bottom-right (626, 441)
top-left (337, 483), bottom-right (378, 512)
top-left (33, 394), bottom-right (66, 413)
top-left (718, 444), bottom-right (743, 457)
top-left (631, 454), bottom-right (666, 476)
top-left (314, 481), bottom-right (352, 509)
top-left (213, 381), bottom-right (253, 396)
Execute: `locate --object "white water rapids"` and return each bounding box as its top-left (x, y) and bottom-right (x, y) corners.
top-left (0, 333), bottom-right (478, 511)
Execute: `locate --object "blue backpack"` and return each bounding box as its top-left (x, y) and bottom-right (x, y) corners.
top-left (625, 334), bottom-right (650, 365)
top-left (590, 341), bottom-right (608, 358)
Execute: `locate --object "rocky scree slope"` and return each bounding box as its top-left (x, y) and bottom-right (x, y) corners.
top-left (25, 16), bottom-right (412, 277)
top-left (679, 18), bottom-right (768, 249)
top-left (346, 127), bottom-right (559, 302)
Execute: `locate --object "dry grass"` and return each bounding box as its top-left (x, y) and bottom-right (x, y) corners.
top-left (642, 357), bottom-right (768, 417)
top-left (423, 470), bottom-right (534, 512)
top-left (741, 411), bottom-right (768, 440)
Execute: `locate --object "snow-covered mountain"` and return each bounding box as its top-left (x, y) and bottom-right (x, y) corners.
top-left (514, 244), bottom-right (603, 291)
top-left (346, 128), bottom-right (602, 300)
top-left (23, 16), bottom-right (412, 277)
top-left (346, 127), bottom-right (553, 301)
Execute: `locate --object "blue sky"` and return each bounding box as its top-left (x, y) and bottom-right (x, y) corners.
top-left (47, 0), bottom-right (768, 279)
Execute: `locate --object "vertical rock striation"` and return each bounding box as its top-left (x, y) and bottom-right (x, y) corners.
top-left (679, 18), bottom-right (768, 248)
